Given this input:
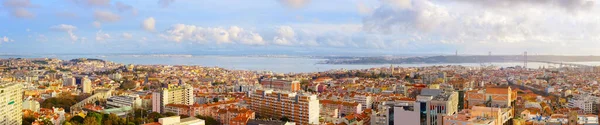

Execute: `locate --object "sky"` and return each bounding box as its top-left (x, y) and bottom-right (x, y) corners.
top-left (0, 0), bottom-right (599, 56)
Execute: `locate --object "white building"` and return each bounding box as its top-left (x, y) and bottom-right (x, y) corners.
top-left (23, 97), bottom-right (40, 112)
top-left (371, 100), bottom-right (421, 125)
top-left (82, 76), bottom-right (92, 94)
top-left (158, 116), bottom-right (205, 125)
top-left (63, 76), bottom-right (76, 87)
top-left (352, 94), bottom-right (373, 110)
top-left (0, 82), bottom-right (23, 125)
top-left (568, 94), bottom-right (596, 114)
top-left (107, 95), bottom-right (142, 108)
top-left (152, 84), bottom-right (194, 113)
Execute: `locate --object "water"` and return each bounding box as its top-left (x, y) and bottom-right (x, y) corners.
top-left (1, 54), bottom-right (597, 73)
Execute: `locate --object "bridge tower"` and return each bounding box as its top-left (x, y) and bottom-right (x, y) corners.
top-left (524, 51), bottom-right (527, 69)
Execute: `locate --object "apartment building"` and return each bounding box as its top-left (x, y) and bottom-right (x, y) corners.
top-left (249, 89), bottom-right (319, 125)
top-left (442, 106), bottom-right (514, 125)
top-left (465, 87), bottom-right (517, 108)
top-left (107, 95), bottom-right (142, 108)
top-left (416, 89), bottom-right (459, 125)
top-left (0, 82), bottom-right (23, 125)
top-left (321, 99), bottom-right (362, 117)
top-left (371, 99), bottom-right (421, 125)
top-left (259, 79), bottom-right (301, 92)
top-left (152, 84), bottom-right (194, 113)
top-left (82, 76), bottom-right (92, 94)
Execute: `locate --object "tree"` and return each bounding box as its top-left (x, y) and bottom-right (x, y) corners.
top-left (63, 121), bottom-right (73, 125)
top-left (195, 115), bottom-right (220, 125)
top-left (83, 116), bottom-right (98, 125)
top-left (23, 116), bottom-right (36, 125)
top-left (148, 112), bottom-right (163, 122)
top-left (70, 116), bottom-right (85, 124)
top-left (87, 112), bottom-right (103, 124)
top-left (164, 112), bottom-right (178, 117)
top-left (213, 98), bottom-right (219, 102)
top-left (280, 116), bottom-right (291, 122)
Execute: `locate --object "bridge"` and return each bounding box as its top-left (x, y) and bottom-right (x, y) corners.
top-left (70, 87), bottom-right (115, 113)
top-left (527, 60), bottom-right (593, 68)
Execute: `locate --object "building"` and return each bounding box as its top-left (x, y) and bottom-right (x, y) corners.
top-left (465, 87), bottom-right (517, 108)
top-left (249, 89), bottom-right (319, 125)
top-left (371, 99), bottom-right (420, 125)
top-left (568, 94), bottom-right (596, 114)
top-left (259, 79), bottom-right (301, 92)
top-left (146, 116), bottom-right (205, 125)
top-left (82, 76), bottom-right (92, 94)
top-left (62, 76), bottom-right (76, 87)
top-left (320, 99), bottom-right (362, 117)
top-left (352, 94), bottom-right (373, 110)
top-left (416, 89), bottom-right (459, 125)
top-left (152, 84), bottom-right (195, 113)
top-left (442, 106), bottom-right (514, 125)
top-left (107, 95), bottom-right (142, 108)
top-left (23, 97), bottom-right (40, 112)
top-left (0, 82), bottom-right (23, 125)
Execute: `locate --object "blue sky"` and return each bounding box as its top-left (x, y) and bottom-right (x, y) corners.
top-left (1, 0), bottom-right (599, 55)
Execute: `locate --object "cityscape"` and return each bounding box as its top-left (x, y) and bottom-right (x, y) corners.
top-left (2, 0), bottom-right (600, 125)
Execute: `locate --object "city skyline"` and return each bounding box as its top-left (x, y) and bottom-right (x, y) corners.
top-left (1, 0), bottom-right (599, 55)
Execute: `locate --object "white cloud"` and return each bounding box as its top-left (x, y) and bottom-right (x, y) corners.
top-left (160, 24), bottom-right (266, 45)
top-left (26, 29), bottom-right (30, 32)
top-left (50, 24), bottom-right (77, 32)
top-left (36, 35), bottom-right (48, 42)
top-left (56, 12), bottom-right (78, 19)
top-left (2, 36), bottom-right (12, 42)
top-left (277, 0), bottom-right (310, 9)
top-left (273, 26), bottom-right (296, 46)
top-left (94, 10), bottom-right (120, 22)
top-left (142, 17), bottom-right (156, 31)
top-left (70, 0), bottom-right (111, 7)
top-left (158, 0), bottom-right (175, 7)
top-left (95, 30), bottom-right (111, 41)
top-left (92, 21), bottom-right (102, 28)
top-left (121, 33), bottom-right (133, 39)
top-left (50, 24), bottom-right (79, 41)
top-left (357, 2), bottom-right (373, 15)
top-left (2, 0), bottom-right (35, 19)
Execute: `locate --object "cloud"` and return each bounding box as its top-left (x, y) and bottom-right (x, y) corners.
top-left (357, 2), bottom-right (373, 15)
top-left (115, 1), bottom-right (137, 15)
top-left (2, 36), bottom-right (13, 42)
top-left (2, 0), bottom-right (36, 19)
top-left (277, 0), bottom-right (310, 9)
top-left (142, 17), bottom-right (156, 31)
top-left (121, 33), bottom-right (132, 39)
top-left (50, 24), bottom-right (77, 32)
top-left (452, 0), bottom-right (595, 12)
top-left (158, 0), bottom-right (175, 8)
top-left (56, 12), bottom-right (79, 19)
top-left (95, 30), bottom-right (111, 41)
top-left (160, 24), bottom-right (266, 45)
top-left (273, 26), bottom-right (296, 46)
top-left (92, 21), bottom-right (102, 28)
top-left (50, 24), bottom-right (79, 41)
top-left (94, 10), bottom-right (120, 22)
top-left (36, 35), bottom-right (48, 42)
top-left (70, 0), bottom-right (111, 7)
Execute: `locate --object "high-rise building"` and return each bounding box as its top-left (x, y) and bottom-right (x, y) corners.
top-left (152, 84), bottom-right (194, 113)
top-left (0, 82), bottom-right (23, 125)
top-left (416, 89), bottom-right (459, 125)
top-left (107, 95), bottom-right (142, 108)
top-left (23, 97), bottom-right (40, 112)
top-left (249, 89), bottom-right (320, 125)
top-left (259, 79), bottom-right (301, 92)
top-left (82, 76), bottom-right (92, 94)
top-left (63, 76), bottom-right (76, 87)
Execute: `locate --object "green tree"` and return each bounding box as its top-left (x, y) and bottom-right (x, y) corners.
top-left (63, 121), bottom-right (73, 125)
top-left (148, 112), bottom-right (163, 122)
top-left (195, 115), bottom-right (220, 125)
top-left (83, 116), bottom-right (98, 125)
top-left (280, 116), bottom-right (291, 122)
top-left (213, 98), bottom-right (219, 102)
top-left (87, 112), bottom-right (103, 124)
top-left (164, 112), bottom-right (178, 117)
top-left (70, 116), bottom-right (85, 124)
top-left (23, 116), bottom-right (36, 125)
